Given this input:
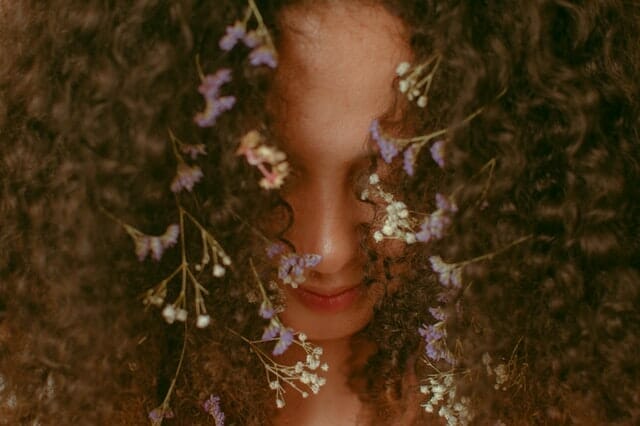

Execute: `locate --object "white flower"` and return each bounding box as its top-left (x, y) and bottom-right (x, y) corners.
top-left (298, 333), bottom-right (307, 342)
top-left (162, 305), bottom-right (176, 324)
top-left (373, 231), bottom-right (384, 242)
top-left (213, 265), bottom-right (226, 277)
top-left (175, 308), bottom-right (188, 322)
top-left (417, 95), bottom-right (428, 108)
top-left (396, 61), bottom-right (411, 76)
top-left (269, 381), bottom-right (279, 390)
top-left (196, 314), bottom-right (211, 328)
top-left (276, 399), bottom-right (285, 409)
top-left (368, 173), bottom-right (380, 185)
top-left (320, 363), bottom-right (329, 372)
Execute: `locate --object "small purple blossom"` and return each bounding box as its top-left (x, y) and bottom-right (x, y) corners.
top-left (419, 323), bottom-right (455, 364)
top-left (435, 193), bottom-right (458, 213)
top-left (428, 307), bottom-right (446, 322)
top-left (278, 253), bottom-right (322, 288)
top-left (261, 319), bottom-right (295, 356)
top-left (242, 30), bottom-right (260, 48)
top-left (131, 224), bottom-right (180, 262)
top-left (203, 395), bottom-right (225, 426)
top-left (429, 256), bottom-right (462, 289)
top-left (259, 300), bottom-right (275, 319)
top-left (415, 210), bottom-right (450, 243)
top-left (148, 407), bottom-right (174, 424)
top-left (430, 140), bottom-right (445, 168)
top-left (262, 319), bottom-right (280, 340)
top-left (134, 235), bottom-right (150, 261)
top-left (160, 224), bottom-right (180, 248)
top-left (370, 119), bottom-right (399, 163)
top-left (219, 21), bottom-right (246, 51)
top-left (403, 145), bottom-right (416, 175)
top-left (249, 46), bottom-right (278, 68)
top-left (273, 326), bottom-right (294, 356)
top-left (194, 69), bottom-right (235, 127)
top-left (170, 163), bottom-right (204, 193)
top-left (266, 242), bottom-right (286, 259)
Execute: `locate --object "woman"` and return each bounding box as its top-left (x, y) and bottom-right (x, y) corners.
top-left (1, 0), bottom-right (638, 424)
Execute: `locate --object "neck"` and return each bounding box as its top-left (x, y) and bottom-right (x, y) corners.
top-left (273, 337), bottom-right (371, 426)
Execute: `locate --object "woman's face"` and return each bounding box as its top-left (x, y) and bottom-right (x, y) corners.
top-left (271, 3), bottom-right (411, 341)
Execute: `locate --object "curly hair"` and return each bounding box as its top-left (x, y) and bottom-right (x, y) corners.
top-left (1, 0), bottom-right (638, 425)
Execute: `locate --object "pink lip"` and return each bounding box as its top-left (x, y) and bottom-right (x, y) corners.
top-left (292, 285), bottom-right (363, 313)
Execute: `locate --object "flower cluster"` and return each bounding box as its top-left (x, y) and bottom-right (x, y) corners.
top-left (362, 173), bottom-right (420, 244)
top-left (125, 223), bottom-right (179, 262)
top-left (420, 371), bottom-right (473, 425)
top-left (245, 261), bottom-right (328, 408)
top-left (416, 193), bottom-right (458, 243)
top-left (169, 131), bottom-right (206, 193)
top-left (419, 308), bottom-right (455, 365)
top-left (237, 130), bottom-right (290, 190)
top-left (194, 68), bottom-right (236, 128)
top-left (395, 56), bottom-right (441, 108)
top-left (203, 394), bottom-right (226, 426)
top-left (276, 252), bottom-right (322, 288)
top-left (140, 208), bottom-right (231, 329)
top-left (148, 406), bottom-right (175, 425)
top-left (219, 0), bottom-right (278, 68)
top-left (369, 117), bottom-right (448, 176)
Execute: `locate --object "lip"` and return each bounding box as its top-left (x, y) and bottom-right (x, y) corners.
top-left (291, 284), bottom-right (363, 313)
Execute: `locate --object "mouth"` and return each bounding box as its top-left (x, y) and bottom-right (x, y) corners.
top-left (291, 284), bottom-right (363, 313)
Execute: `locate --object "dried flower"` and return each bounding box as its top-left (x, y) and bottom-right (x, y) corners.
top-left (430, 140), bottom-right (445, 168)
top-left (194, 69), bottom-right (236, 128)
top-left (429, 256), bottom-right (463, 289)
top-left (403, 144), bottom-right (417, 175)
top-left (126, 223), bottom-right (180, 262)
top-left (237, 130), bottom-right (290, 190)
top-left (266, 242), bottom-right (286, 259)
top-left (203, 395), bottom-right (225, 426)
top-left (278, 253), bottom-right (322, 288)
top-left (249, 46), bottom-right (278, 68)
top-left (196, 314), bottom-right (211, 328)
top-left (219, 21), bottom-right (246, 51)
top-left (170, 163), bottom-right (204, 193)
top-left (148, 406), bottom-right (174, 425)
top-left (369, 119), bottom-right (398, 163)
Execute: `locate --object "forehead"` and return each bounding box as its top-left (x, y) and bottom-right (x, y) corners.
top-left (272, 3), bottom-right (411, 167)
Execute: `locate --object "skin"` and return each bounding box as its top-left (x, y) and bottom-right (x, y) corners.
top-left (269, 2), bottom-right (411, 424)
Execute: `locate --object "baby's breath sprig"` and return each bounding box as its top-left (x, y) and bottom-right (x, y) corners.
top-left (232, 260), bottom-right (328, 409)
top-left (419, 363), bottom-right (474, 426)
top-left (396, 54), bottom-right (441, 108)
top-left (142, 206), bottom-right (231, 328)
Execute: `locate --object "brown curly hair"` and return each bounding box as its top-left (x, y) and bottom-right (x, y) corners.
top-left (1, 0), bottom-right (638, 424)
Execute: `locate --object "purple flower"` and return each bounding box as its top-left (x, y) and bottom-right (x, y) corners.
top-left (273, 326), bottom-right (294, 356)
top-left (194, 95), bottom-right (236, 127)
top-left (148, 407), bottom-right (174, 424)
top-left (149, 237), bottom-right (163, 261)
top-left (249, 46), bottom-right (278, 68)
top-left (242, 31), bottom-right (260, 48)
top-left (259, 300), bottom-right (275, 319)
top-left (266, 242), bottom-right (286, 259)
top-left (428, 307), bottom-right (446, 321)
top-left (403, 145), bottom-right (416, 175)
top-left (429, 256), bottom-right (462, 289)
top-left (430, 140), bottom-right (445, 168)
top-left (134, 235), bottom-right (150, 261)
top-left (369, 119), bottom-right (398, 163)
top-left (262, 319), bottom-right (280, 340)
top-left (199, 69), bottom-right (233, 97)
top-left (170, 163), bottom-right (204, 193)
top-left (195, 69), bottom-right (235, 128)
top-left (203, 395), bottom-right (226, 426)
top-left (435, 193), bottom-right (458, 213)
top-left (160, 224), bottom-right (180, 248)
top-left (419, 323), bottom-right (455, 364)
top-left (219, 21), bottom-right (246, 51)
top-left (278, 253), bottom-right (322, 288)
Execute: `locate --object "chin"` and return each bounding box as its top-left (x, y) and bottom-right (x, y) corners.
top-left (278, 282), bottom-right (382, 341)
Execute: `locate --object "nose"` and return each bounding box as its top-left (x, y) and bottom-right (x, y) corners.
top-left (284, 179), bottom-right (368, 276)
